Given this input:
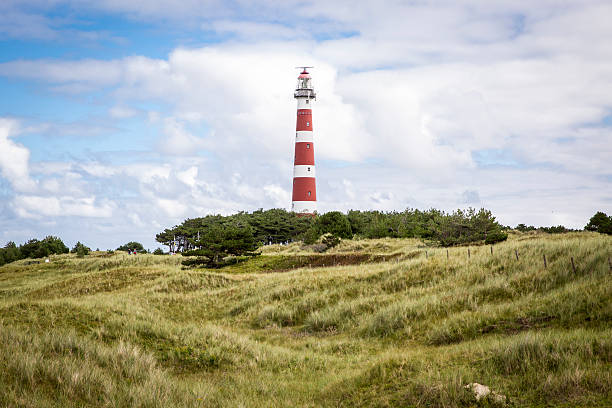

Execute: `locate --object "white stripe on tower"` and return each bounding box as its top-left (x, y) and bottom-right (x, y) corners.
top-left (292, 68), bottom-right (317, 215)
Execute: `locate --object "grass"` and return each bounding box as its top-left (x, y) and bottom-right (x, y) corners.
top-left (1, 232), bottom-right (611, 407)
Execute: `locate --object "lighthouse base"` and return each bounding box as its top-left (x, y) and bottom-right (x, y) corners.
top-left (292, 201), bottom-right (317, 214)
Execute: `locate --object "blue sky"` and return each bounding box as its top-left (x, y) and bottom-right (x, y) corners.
top-left (0, 0), bottom-right (611, 250)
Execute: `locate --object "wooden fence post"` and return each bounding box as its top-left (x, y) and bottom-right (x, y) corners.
top-left (447, 249), bottom-right (449, 259)
top-left (608, 256), bottom-right (611, 271)
top-left (425, 250), bottom-right (428, 259)
top-left (571, 257), bottom-right (576, 274)
top-left (543, 254), bottom-right (547, 268)
top-left (468, 248), bottom-right (470, 259)
top-left (490, 246), bottom-right (493, 255)
top-left (515, 249), bottom-right (519, 261)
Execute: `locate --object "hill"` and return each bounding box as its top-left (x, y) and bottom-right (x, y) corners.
top-left (1, 232), bottom-right (611, 407)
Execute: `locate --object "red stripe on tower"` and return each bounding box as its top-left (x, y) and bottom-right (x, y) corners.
top-left (292, 67), bottom-right (317, 214)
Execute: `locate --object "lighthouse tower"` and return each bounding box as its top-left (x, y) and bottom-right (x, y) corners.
top-left (292, 67), bottom-right (317, 214)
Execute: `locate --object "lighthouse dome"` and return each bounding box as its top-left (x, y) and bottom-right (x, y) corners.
top-left (294, 67), bottom-right (316, 98)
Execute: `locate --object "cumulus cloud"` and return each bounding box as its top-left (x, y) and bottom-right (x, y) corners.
top-left (157, 118), bottom-right (208, 156)
top-left (0, 0), bottom-right (611, 249)
top-left (14, 195), bottom-right (115, 218)
top-left (0, 119), bottom-right (36, 192)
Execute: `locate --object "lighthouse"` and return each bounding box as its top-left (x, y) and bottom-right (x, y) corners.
top-left (292, 67), bottom-right (317, 214)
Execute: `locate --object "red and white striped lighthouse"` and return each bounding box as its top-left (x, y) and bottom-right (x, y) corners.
top-left (292, 67), bottom-right (317, 214)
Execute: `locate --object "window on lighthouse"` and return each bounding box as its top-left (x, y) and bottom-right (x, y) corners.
top-left (306, 144), bottom-right (310, 149)
top-left (308, 191), bottom-right (311, 196)
top-left (306, 122), bottom-right (310, 127)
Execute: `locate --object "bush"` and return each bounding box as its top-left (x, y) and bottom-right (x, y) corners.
top-left (153, 248), bottom-right (165, 255)
top-left (302, 226), bottom-right (320, 245)
top-left (19, 236), bottom-right (69, 259)
top-left (540, 225), bottom-right (572, 234)
top-left (585, 211), bottom-right (612, 235)
top-left (117, 242), bottom-right (146, 253)
top-left (316, 211), bottom-right (352, 239)
top-left (485, 229), bottom-right (508, 245)
top-left (71, 242), bottom-right (91, 258)
top-left (322, 234), bottom-right (341, 249)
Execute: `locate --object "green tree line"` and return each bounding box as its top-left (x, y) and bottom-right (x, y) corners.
top-left (0, 236), bottom-right (69, 266)
top-left (155, 209), bottom-right (313, 253)
top-left (156, 207), bottom-right (511, 257)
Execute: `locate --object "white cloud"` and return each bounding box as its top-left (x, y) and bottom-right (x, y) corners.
top-left (13, 195), bottom-right (115, 218)
top-left (0, 119), bottom-right (36, 192)
top-left (157, 118), bottom-right (207, 156)
top-left (205, 21), bottom-right (308, 41)
top-left (0, 59), bottom-right (123, 86)
top-left (156, 198), bottom-right (188, 217)
top-left (0, 0), bottom-right (611, 249)
top-left (263, 184), bottom-right (291, 207)
top-left (109, 105), bottom-right (138, 119)
top-left (176, 166), bottom-right (198, 187)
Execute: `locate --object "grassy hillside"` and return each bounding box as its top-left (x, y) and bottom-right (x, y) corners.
top-left (1, 232), bottom-right (611, 407)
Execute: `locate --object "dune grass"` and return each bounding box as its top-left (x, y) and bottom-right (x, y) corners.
top-left (1, 231), bottom-right (611, 407)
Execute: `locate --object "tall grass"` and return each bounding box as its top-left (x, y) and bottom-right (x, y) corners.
top-left (0, 232), bottom-right (611, 406)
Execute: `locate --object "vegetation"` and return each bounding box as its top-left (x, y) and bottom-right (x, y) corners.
top-left (1, 231), bottom-right (610, 407)
top-left (515, 224), bottom-right (575, 233)
top-left (71, 241), bottom-right (91, 258)
top-left (116, 241), bottom-right (147, 254)
top-left (0, 236), bottom-right (69, 267)
top-left (585, 211), bottom-right (612, 235)
top-left (155, 209), bottom-right (313, 252)
top-left (181, 220), bottom-right (259, 268)
top-left (313, 211), bottom-right (353, 239)
top-left (158, 208), bottom-right (509, 255)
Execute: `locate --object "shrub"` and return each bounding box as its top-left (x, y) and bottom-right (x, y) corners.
top-left (485, 229), bottom-right (508, 244)
top-left (71, 242), bottom-right (91, 257)
top-left (153, 248), bottom-right (165, 255)
top-left (316, 211), bottom-right (352, 239)
top-left (302, 226), bottom-right (320, 245)
top-left (585, 211), bottom-right (612, 235)
top-left (117, 242), bottom-right (146, 253)
top-left (322, 234), bottom-right (341, 249)
top-left (516, 223), bottom-right (536, 232)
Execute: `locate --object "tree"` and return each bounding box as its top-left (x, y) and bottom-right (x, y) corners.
top-left (182, 220), bottom-right (259, 267)
top-left (301, 225), bottom-right (321, 245)
top-left (41, 236), bottom-right (69, 255)
top-left (20, 239), bottom-right (48, 259)
top-left (71, 241), bottom-right (90, 257)
top-left (485, 229), bottom-right (508, 244)
top-left (540, 225), bottom-right (571, 234)
top-left (117, 242), bottom-right (146, 253)
top-left (0, 242), bottom-right (21, 266)
top-left (585, 211), bottom-right (612, 235)
top-left (153, 248), bottom-right (165, 255)
top-left (315, 211), bottom-right (352, 239)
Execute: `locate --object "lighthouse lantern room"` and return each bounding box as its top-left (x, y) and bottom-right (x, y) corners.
top-left (292, 67), bottom-right (317, 215)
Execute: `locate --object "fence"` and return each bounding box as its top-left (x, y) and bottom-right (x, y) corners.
top-left (419, 246), bottom-right (612, 272)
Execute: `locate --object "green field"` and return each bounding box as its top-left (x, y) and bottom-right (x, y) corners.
top-left (1, 232), bottom-right (611, 407)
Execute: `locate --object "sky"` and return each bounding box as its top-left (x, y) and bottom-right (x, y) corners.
top-left (0, 0), bottom-right (611, 251)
